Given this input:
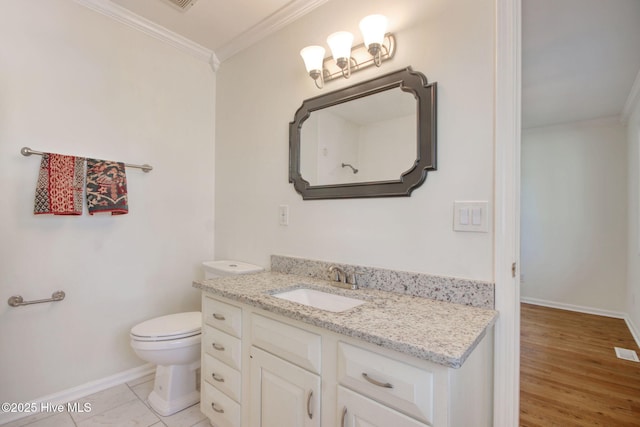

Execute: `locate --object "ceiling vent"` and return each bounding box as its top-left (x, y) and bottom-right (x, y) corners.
top-left (161, 0), bottom-right (199, 12)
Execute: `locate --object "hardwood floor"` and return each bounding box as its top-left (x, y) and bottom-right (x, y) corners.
top-left (520, 303), bottom-right (640, 426)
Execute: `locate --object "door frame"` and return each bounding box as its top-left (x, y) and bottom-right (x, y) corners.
top-left (493, 0), bottom-right (521, 426)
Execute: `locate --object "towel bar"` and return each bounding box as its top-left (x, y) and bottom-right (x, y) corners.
top-left (20, 147), bottom-right (153, 172)
top-left (8, 291), bottom-right (66, 307)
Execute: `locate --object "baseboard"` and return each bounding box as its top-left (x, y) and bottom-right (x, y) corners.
top-left (625, 316), bottom-right (640, 349)
top-left (520, 296), bottom-right (627, 319)
top-left (521, 297), bottom-right (640, 348)
top-left (0, 363), bottom-right (155, 425)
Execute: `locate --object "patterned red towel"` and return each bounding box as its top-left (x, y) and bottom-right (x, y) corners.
top-left (34, 153), bottom-right (84, 215)
top-left (86, 158), bottom-right (128, 215)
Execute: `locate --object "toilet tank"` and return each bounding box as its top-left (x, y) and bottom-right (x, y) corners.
top-left (202, 260), bottom-right (263, 279)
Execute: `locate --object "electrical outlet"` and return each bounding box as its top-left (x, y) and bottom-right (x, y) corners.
top-left (278, 205), bottom-right (289, 226)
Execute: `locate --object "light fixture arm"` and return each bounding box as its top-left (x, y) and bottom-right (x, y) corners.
top-left (321, 33), bottom-right (395, 84)
top-left (309, 69), bottom-right (324, 89)
top-left (368, 43), bottom-right (383, 66)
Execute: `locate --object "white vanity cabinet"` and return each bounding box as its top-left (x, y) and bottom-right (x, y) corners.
top-left (201, 296), bottom-right (243, 427)
top-left (249, 314), bottom-right (321, 427)
top-left (337, 342), bottom-right (434, 425)
top-left (200, 293), bottom-right (493, 427)
top-left (337, 387), bottom-right (429, 427)
top-left (249, 347), bottom-right (320, 427)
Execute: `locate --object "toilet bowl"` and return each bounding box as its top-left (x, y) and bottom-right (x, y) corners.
top-left (130, 311), bottom-right (201, 416)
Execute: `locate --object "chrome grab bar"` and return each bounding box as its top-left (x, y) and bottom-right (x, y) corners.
top-left (8, 291), bottom-right (66, 307)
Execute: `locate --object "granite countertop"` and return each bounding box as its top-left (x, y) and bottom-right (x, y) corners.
top-left (193, 271), bottom-right (498, 369)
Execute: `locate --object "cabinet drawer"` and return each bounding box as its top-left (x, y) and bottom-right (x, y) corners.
top-left (203, 296), bottom-right (242, 338)
top-left (251, 314), bottom-right (321, 374)
top-left (337, 386), bottom-right (429, 427)
top-left (203, 325), bottom-right (242, 370)
top-left (337, 342), bottom-right (434, 424)
top-left (202, 382), bottom-right (241, 427)
top-left (203, 353), bottom-right (241, 403)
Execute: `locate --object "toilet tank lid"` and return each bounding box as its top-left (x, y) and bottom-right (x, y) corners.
top-left (131, 312), bottom-right (201, 338)
top-left (202, 260), bottom-right (264, 275)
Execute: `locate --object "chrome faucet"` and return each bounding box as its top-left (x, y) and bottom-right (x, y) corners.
top-left (328, 266), bottom-right (358, 290)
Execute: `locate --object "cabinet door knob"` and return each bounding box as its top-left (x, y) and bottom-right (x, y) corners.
top-left (341, 407), bottom-right (348, 427)
top-left (211, 372), bottom-right (225, 382)
top-left (212, 313), bottom-right (226, 321)
top-left (211, 402), bottom-right (224, 413)
top-left (306, 390), bottom-right (313, 419)
top-left (362, 372), bottom-right (393, 388)
top-left (212, 342), bottom-right (225, 351)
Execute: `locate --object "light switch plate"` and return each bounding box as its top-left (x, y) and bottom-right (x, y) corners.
top-left (453, 201), bottom-right (489, 232)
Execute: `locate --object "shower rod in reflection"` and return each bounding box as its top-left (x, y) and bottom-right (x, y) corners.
top-left (341, 163), bottom-right (358, 174)
top-left (20, 147), bottom-right (153, 172)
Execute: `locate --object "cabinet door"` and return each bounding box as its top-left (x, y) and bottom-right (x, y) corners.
top-left (337, 386), bottom-right (429, 427)
top-left (249, 346), bottom-right (320, 427)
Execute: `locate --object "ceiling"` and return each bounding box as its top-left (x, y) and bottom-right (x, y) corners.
top-left (522, 0), bottom-right (640, 128)
top-left (105, 0), bottom-right (640, 129)
top-left (109, 0), bottom-right (329, 61)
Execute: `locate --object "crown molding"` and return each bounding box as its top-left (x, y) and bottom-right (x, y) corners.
top-left (215, 0), bottom-right (330, 62)
top-left (74, 0), bottom-right (220, 71)
top-left (622, 67), bottom-right (640, 123)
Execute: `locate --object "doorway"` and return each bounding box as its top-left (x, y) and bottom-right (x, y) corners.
top-left (519, 0), bottom-right (640, 424)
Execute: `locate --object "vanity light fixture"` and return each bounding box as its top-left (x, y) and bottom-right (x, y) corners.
top-left (300, 45), bottom-right (326, 88)
top-left (359, 14), bottom-right (388, 66)
top-left (327, 31), bottom-right (355, 78)
top-left (299, 14), bottom-right (396, 89)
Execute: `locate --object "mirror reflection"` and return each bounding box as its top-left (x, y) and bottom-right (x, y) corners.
top-left (300, 88), bottom-right (416, 185)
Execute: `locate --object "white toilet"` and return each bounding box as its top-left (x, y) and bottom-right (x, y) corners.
top-left (130, 311), bottom-right (201, 416)
top-left (202, 259), bottom-right (264, 279)
top-left (130, 260), bottom-right (262, 416)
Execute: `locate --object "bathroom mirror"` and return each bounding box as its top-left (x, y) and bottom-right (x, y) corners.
top-left (289, 67), bottom-right (437, 199)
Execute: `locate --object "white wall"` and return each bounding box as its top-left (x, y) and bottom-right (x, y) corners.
top-left (626, 98), bottom-right (640, 338)
top-left (315, 112), bottom-right (359, 185)
top-left (358, 115), bottom-right (415, 182)
top-left (521, 118), bottom-right (628, 313)
top-left (0, 0), bottom-right (215, 403)
top-left (215, 0), bottom-right (495, 281)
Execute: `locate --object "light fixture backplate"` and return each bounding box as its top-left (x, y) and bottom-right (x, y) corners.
top-left (322, 33), bottom-right (396, 83)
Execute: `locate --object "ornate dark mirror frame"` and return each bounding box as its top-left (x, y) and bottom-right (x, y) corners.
top-left (289, 67), bottom-right (437, 200)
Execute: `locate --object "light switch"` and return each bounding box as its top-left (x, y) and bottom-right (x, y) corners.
top-left (472, 207), bottom-right (482, 225)
top-left (453, 201), bottom-right (489, 232)
top-left (459, 208), bottom-right (470, 225)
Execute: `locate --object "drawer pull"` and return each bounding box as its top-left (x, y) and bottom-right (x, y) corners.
top-left (211, 372), bottom-right (225, 382)
top-left (212, 313), bottom-right (226, 321)
top-left (211, 342), bottom-right (225, 351)
top-left (306, 390), bottom-right (313, 419)
top-left (362, 372), bottom-right (393, 389)
top-left (211, 402), bottom-right (224, 413)
top-left (341, 407), bottom-right (348, 427)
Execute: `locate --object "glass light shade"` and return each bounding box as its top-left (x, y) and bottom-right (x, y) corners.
top-left (326, 31), bottom-right (354, 61)
top-left (359, 14), bottom-right (388, 47)
top-left (300, 45), bottom-right (325, 73)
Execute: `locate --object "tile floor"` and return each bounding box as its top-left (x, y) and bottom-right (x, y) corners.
top-left (2, 374), bottom-right (211, 427)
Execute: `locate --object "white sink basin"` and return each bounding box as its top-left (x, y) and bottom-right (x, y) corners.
top-left (272, 288), bottom-right (365, 313)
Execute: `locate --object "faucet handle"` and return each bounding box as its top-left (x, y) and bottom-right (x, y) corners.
top-left (349, 270), bottom-right (364, 289)
top-left (328, 265), bottom-right (345, 282)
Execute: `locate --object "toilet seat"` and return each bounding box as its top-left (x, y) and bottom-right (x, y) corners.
top-left (131, 312), bottom-right (201, 342)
